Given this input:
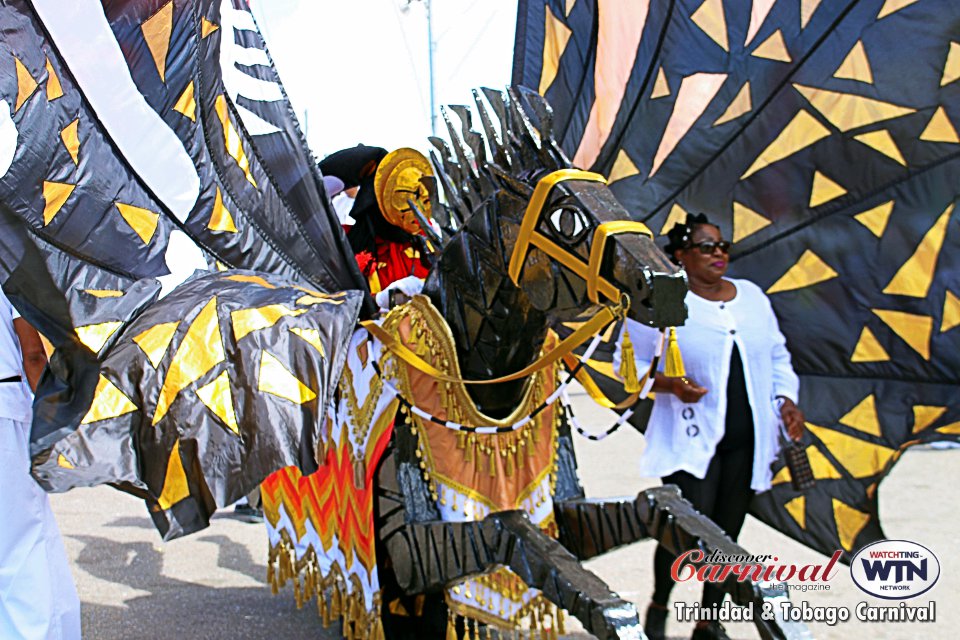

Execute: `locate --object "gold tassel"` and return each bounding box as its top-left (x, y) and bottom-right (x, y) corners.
top-left (665, 327), bottom-right (686, 378)
top-left (557, 608), bottom-right (566, 635)
top-left (618, 324), bottom-right (640, 393)
top-left (446, 611), bottom-right (458, 640)
top-left (331, 582), bottom-right (343, 620)
top-left (294, 575), bottom-right (303, 609)
top-left (319, 589), bottom-right (330, 627)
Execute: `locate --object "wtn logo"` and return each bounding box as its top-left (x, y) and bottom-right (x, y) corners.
top-left (850, 540), bottom-right (940, 600)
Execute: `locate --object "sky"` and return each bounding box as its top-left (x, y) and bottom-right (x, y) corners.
top-left (248, 0), bottom-right (517, 157)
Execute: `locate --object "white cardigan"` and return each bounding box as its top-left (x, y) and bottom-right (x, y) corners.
top-left (629, 278), bottom-right (800, 492)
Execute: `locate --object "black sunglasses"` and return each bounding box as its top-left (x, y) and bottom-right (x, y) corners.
top-left (687, 240), bottom-right (731, 254)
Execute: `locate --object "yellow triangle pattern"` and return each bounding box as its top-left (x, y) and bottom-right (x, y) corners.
top-left (290, 327), bottom-right (327, 358)
top-left (214, 95), bottom-right (257, 187)
top-left (913, 405), bottom-right (947, 434)
top-left (142, 1), bottom-right (174, 83)
top-left (539, 4), bottom-right (573, 95)
top-left (14, 56), bottom-right (39, 112)
top-left (153, 297), bottom-right (225, 425)
top-left (45, 58), bottom-right (63, 101)
top-left (800, 0), bottom-right (823, 28)
top-left (133, 320), bottom-right (180, 368)
top-left (919, 106), bottom-right (960, 144)
top-left (60, 119), bottom-right (80, 165)
top-left (607, 149), bottom-right (640, 183)
top-left (201, 17), bottom-right (219, 38)
top-left (732, 201), bottom-right (771, 243)
top-left (208, 187), bottom-right (238, 233)
top-left (871, 309), bottom-right (932, 360)
top-left (75, 321), bottom-right (123, 353)
top-left (882, 204), bottom-right (952, 298)
top-left (297, 294), bottom-right (343, 307)
top-left (832, 499), bottom-right (870, 551)
top-left (713, 82), bottom-right (751, 126)
top-left (854, 201), bottom-right (893, 238)
top-left (809, 170), bottom-right (847, 207)
top-left (157, 438), bottom-right (190, 510)
top-left (771, 464), bottom-right (792, 486)
top-left (651, 68), bottom-right (670, 99)
top-left (839, 394), bottom-right (882, 437)
top-left (42, 181), bottom-right (75, 225)
top-left (691, 0), bottom-right (728, 52)
top-left (877, 0), bottom-right (920, 20)
top-left (80, 375), bottom-right (138, 424)
top-left (57, 454), bottom-right (74, 469)
top-left (937, 422), bottom-right (960, 435)
top-left (785, 496), bottom-right (806, 529)
top-left (943, 290), bottom-right (960, 332)
top-left (84, 289), bottom-right (124, 298)
top-left (196, 371), bottom-right (239, 435)
top-left (259, 351), bottom-right (317, 404)
top-left (173, 81), bottom-right (196, 122)
top-left (854, 130), bottom-right (905, 165)
top-left (752, 30), bottom-right (791, 63)
top-left (808, 423), bottom-right (895, 478)
top-left (834, 41), bottom-right (873, 84)
top-left (115, 202), bottom-right (160, 244)
top-left (226, 274), bottom-right (275, 288)
top-left (232, 304), bottom-right (306, 341)
top-left (850, 327), bottom-right (890, 363)
top-left (795, 84), bottom-right (916, 132)
top-left (659, 203), bottom-right (688, 236)
top-left (565, 0), bottom-right (576, 17)
top-left (741, 110), bottom-right (830, 178)
top-left (767, 249), bottom-right (839, 294)
top-left (807, 444), bottom-right (842, 480)
top-left (941, 42), bottom-right (960, 87)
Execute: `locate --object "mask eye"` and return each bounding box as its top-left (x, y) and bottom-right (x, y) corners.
top-left (547, 207), bottom-right (589, 245)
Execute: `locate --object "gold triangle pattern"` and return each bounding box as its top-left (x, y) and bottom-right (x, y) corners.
top-left (259, 351), bottom-right (317, 404)
top-left (834, 41), bottom-right (873, 84)
top-left (741, 110), bottom-right (830, 178)
top-left (539, 3), bottom-right (573, 95)
top-left (919, 106), bottom-right (960, 144)
top-left (854, 201), bottom-right (893, 238)
top-left (807, 444), bottom-right (842, 480)
top-left (208, 187), bottom-right (238, 233)
top-left (795, 84), bottom-right (916, 132)
top-left (60, 119), bottom-right (80, 165)
top-left (871, 308), bottom-right (932, 359)
top-left (142, 1), bottom-right (174, 83)
top-left (744, 0), bottom-right (776, 47)
top-left (45, 58), bottom-right (63, 101)
top-left (75, 321), bottom-right (123, 353)
top-left (565, 0), bottom-right (576, 17)
top-left (882, 204), bottom-right (952, 298)
top-left (650, 72), bottom-right (728, 177)
top-left (785, 495), bottom-right (806, 529)
top-left (157, 438), bottom-right (190, 510)
top-left (84, 289), bottom-right (124, 298)
top-left (659, 203), bottom-right (688, 236)
top-left (832, 499), bottom-right (870, 552)
top-left (214, 95), bottom-right (257, 187)
top-left (937, 422), bottom-right (960, 435)
top-left (173, 81), bottom-right (196, 121)
top-left (752, 30), bottom-right (791, 63)
top-left (80, 375), bottom-right (138, 424)
top-left (732, 201), bottom-right (771, 243)
top-left (297, 294), bottom-right (343, 307)
top-left (226, 274), bottom-right (275, 288)
top-left (913, 406), bottom-right (947, 434)
top-left (851, 327), bottom-right (890, 363)
top-left (766, 249), bottom-right (839, 294)
top-left (153, 297), bottom-right (225, 425)
top-left (877, 0), bottom-right (920, 20)
top-left (713, 82), bottom-right (751, 126)
top-left (771, 464), bottom-right (791, 486)
top-left (808, 423), bottom-right (896, 478)
top-left (839, 394), bottom-right (882, 437)
top-left (651, 68), bottom-right (670, 99)
top-left (941, 42), bottom-right (960, 86)
top-left (607, 149), bottom-right (640, 183)
top-left (133, 320), bottom-right (181, 368)
top-left (115, 202), bottom-right (160, 244)
top-left (14, 56), bottom-right (39, 112)
top-left (232, 304), bottom-right (306, 341)
top-left (809, 170), bottom-right (847, 207)
top-left (691, 0), bottom-right (728, 52)
top-left (201, 17), bottom-right (219, 38)
top-left (290, 327), bottom-right (327, 358)
top-left (196, 371), bottom-right (240, 435)
top-left (42, 181), bottom-right (75, 225)
top-left (800, 0), bottom-right (824, 28)
top-left (943, 290), bottom-right (960, 332)
top-left (854, 130), bottom-right (904, 165)
top-left (58, 454), bottom-right (74, 469)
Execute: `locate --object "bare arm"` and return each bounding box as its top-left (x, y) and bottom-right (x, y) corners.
top-left (13, 317), bottom-right (47, 392)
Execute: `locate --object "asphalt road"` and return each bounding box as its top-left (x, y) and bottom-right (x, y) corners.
top-left (50, 388), bottom-right (959, 639)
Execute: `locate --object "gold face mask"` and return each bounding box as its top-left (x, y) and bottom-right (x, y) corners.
top-left (374, 148), bottom-right (434, 235)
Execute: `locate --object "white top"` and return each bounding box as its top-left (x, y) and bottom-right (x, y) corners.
top-left (0, 287), bottom-right (33, 423)
top-left (631, 278), bottom-right (799, 492)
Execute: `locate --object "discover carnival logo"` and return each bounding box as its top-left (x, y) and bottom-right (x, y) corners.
top-left (850, 540), bottom-right (940, 599)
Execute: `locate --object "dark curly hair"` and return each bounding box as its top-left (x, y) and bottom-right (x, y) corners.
top-left (664, 212), bottom-right (716, 264)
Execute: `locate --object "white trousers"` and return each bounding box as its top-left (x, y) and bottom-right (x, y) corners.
top-left (0, 417), bottom-right (81, 639)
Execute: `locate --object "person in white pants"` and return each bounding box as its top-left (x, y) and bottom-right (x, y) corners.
top-left (0, 287), bottom-right (81, 639)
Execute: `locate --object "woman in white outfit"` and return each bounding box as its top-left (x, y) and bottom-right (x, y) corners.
top-left (0, 287), bottom-right (81, 639)
top-left (637, 214), bottom-right (805, 640)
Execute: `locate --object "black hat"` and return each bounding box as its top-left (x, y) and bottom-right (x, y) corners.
top-left (317, 144), bottom-right (388, 189)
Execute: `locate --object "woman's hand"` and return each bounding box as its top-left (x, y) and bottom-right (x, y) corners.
top-left (670, 376), bottom-right (708, 403)
top-left (780, 398), bottom-right (805, 441)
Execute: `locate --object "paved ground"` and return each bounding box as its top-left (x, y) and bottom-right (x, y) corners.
top-left (50, 388), bottom-right (958, 639)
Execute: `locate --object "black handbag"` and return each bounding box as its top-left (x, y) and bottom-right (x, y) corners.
top-left (778, 424), bottom-right (815, 492)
